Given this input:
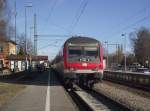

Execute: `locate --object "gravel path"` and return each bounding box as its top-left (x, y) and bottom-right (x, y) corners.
top-left (94, 82), bottom-right (150, 111)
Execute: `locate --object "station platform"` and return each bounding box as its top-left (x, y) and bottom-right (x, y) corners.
top-left (50, 71), bottom-right (77, 111)
top-left (0, 71), bottom-right (77, 111)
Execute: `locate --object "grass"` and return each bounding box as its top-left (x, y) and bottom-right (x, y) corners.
top-left (0, 82), bottom-right (26, 107)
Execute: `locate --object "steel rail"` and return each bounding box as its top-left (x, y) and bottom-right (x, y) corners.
top-left (68, 84), bottom-right (130, 111)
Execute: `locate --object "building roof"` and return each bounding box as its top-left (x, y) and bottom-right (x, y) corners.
top-left (7, 40), bottom-right (17, 45)
top-left (0, 38), bottom-right (17, 45)
top-left (8, 55), bottom-right (48, 61)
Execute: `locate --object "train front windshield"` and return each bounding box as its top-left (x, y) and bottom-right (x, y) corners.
top-left (68, 46), bottom-right (99, 62)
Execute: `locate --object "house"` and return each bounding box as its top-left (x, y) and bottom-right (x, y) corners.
top-left (0, 39), bottom-right (48, 72)
top-left (0, 40), bottom-right (17, 69)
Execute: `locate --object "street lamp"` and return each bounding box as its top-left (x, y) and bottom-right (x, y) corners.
top-left (108, 43), bottom-right (120, 64)
top-left (121, 33), bottom-right (127, 71)
top-left (14, 1), bottom-right (17, 44)
top-left (13, 1), bottom-right (17, 72)
top-left (105, 42), bottom-right (120, 70)
top-left (104, 41), bottom-right (109, 69)
top-left (25, 4), bottom-right (32, 70)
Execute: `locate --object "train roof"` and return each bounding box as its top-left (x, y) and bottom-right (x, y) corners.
top-left (65, 36), bottom-right (100, 45)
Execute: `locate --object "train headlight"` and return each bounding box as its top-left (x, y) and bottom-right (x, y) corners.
top-left (70, 68), bottom-right (76, 71)
top-left (70, 68), bottom-right (73, 70)
top-left (82, 63), bottom-right (87, 67)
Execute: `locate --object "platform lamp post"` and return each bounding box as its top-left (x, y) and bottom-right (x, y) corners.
top-left (121, 33), bottom-right (127, 72)
top-left (14, 1), bottom-right (17, 72)
top-left (25, 4), bottom-right (32, 70)
top-left (104, 41), bottom-right (109, 69)
top-left (106, 43), bottom-right (119, 70)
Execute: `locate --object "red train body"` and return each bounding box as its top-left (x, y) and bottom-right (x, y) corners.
top-left (53, 36), bottom-right (104, 87)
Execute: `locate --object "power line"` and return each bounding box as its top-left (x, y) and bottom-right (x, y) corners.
top-left (69, 0), bottom-right (89, 34)
top-left (42, 0), bottom-right (58, 33)
top-left (37, 34), bottom-right (72, 38)
top-left (50, 21), bottom-right (70, 32)
top-left (99, 7), bottom-right (148, 39)
top-left (38, 38), bottom-right (63, 41)
top-left (34, 13), bottom-right (37, 55)
top-left (105, 15), bottom-right (150, 39)
top-left (112, 8), bottom-right (147, 30)
top-left (38, 44), bottom-right (58, 50)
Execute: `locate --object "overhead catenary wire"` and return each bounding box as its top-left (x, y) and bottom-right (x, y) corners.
top-left (100, 7), bottom-right (149, 40)
top-left (38, 38), bottom-right (63, 41)
top-left (42, 0), bottom-right (72, 33)
top-left (37, 34), bottom-right (72, 37)
top-left (41, 0), bottom-right (58, 33)
top-left (115, 8), bottom-right (147, 29)
top-left (50, 20), bottom-right (70, 32)
top-left (105, 15), bottom-right (150, 40)
top-left (38, 44), bottom-right (59, 50)
top-left (69, 0), bottom-right (89, 35)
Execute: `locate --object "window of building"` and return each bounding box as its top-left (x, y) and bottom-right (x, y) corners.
top-left (0, 60), bottom-right (3, 69)
top-left (0, 47), bottom-right (3, 53)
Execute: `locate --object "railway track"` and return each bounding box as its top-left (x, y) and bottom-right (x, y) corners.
top-left (103, 71), bottom-right (150, 91)
top-left (68, 84), bottom-right (130, 111)
top-left (104, 78), bottom-right (150, 91)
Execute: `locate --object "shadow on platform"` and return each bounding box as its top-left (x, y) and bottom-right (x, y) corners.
top-left (0, 70), bottom-right (61, 87)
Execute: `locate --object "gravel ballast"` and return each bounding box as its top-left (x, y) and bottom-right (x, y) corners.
top-left (94, 83), bottom-right (150, 111)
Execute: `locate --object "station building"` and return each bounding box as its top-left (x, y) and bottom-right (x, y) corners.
top-left (0, 39), bottom-right (48, 72)
top-left (8, 55), bottom-right (48, 71)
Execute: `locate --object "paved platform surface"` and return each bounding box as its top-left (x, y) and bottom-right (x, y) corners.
top-left (50, 71), bottom-right (77, 111)
top-left (0, 70), bottom-right (77, 111)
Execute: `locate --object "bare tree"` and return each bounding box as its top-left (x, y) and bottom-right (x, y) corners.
top-left (116, 44), bottom-right (124, 64)
top-left (130, 27), bottom-right (150, 67)
top-left (126, 53), bottom-right (135, 65)
top-left (17, 33), bottom-right (34, 55)
top-left (0, 0), bottom-right (7, 41)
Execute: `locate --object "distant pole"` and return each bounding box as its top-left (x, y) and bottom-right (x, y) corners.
top-left (25, 4), bottom-right (32, 70)
top-left (116, 43), bottom-right (120, 65)
top-left (14, 1), bottom-right (17, 71)
top-left (30, 27), bottom-right (33, 41)
top-left (14, 1), bottom-right (17, 44)
top-left (122, 34), bottom-right (127, 71)
top-left (25, 7), bottom-right (27, 70)
top-left (117, 44), bottom-right (119, 65)
top-left (105, 41), bottom-right (109, 69)
top-left (107, 42), bottom-right (109, 69)
top-left (125, 35), bottom-right (127, 71)
top-left (116, 44), bottom-right (118, 64)
top-left (34, 13), bottom-right (37, 55)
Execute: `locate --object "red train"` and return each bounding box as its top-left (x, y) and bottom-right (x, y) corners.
top-left (52, 36), bottom-right (104, 88)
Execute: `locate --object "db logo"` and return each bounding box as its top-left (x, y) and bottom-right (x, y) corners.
top-left (82, 63), bottom-right (87, 67)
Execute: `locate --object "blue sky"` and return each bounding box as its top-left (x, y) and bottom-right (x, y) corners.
top-left (8, 0), bottom-right (150, 60)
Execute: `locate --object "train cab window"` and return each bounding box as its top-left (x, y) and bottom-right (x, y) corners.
top-left (68, 47), bottom-right (82, 61)
top-left (84, 47), bottom-right (98, 57)
top-left (69, 50), bottom-right (82, 55)
top-left (84, 47), bottom-right (100, 62)
top-left (68, 47), bottom-right (82, 56)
